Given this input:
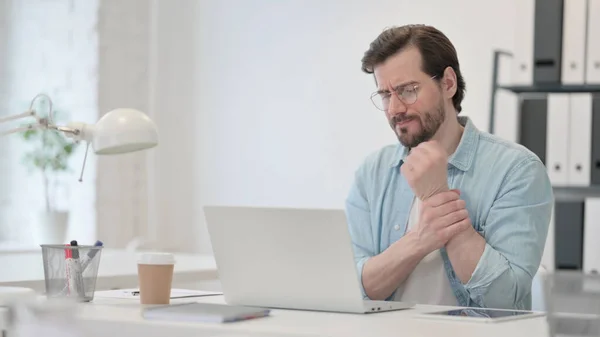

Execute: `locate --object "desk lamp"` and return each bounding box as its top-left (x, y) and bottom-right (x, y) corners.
top-left (0, 93), bottom-right (159, 303)
top-left (0, 93), bottom-right (158, 181)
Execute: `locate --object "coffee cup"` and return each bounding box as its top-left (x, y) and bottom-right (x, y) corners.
top-left (137, 252), bottom-right (176, 305)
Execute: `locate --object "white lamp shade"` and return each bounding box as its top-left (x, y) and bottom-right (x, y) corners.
top-left (91, 108), bottom-right (158, 155)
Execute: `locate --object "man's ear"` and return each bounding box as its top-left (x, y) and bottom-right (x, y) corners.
top-left (441, 66), bottom-right (457, 99)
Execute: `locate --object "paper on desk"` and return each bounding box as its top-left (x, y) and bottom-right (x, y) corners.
top-left (94, 288), bottom-right (222, 299)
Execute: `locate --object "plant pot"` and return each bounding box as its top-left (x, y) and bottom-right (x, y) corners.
top-left (33, 211), bottom-right (69, 245)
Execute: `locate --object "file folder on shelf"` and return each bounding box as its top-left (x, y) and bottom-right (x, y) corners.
top-left (546, 93), bottom-right (570, 186)
top-left (561, 0), bottom-right (588, 85)
top-left (583, 198), bottom-right (600, 274)
top-left (554, 201), bottom-right (584, 271)
top-left (567, 93), bottom-right (592, 186)
top-left (541, 205), bottom-right (555, 272)
top-left (494, 90), bottom-right (520, 144)
top-left (518, 96), bottom-right (547, 164)
top-left (591, 94), bottom-right (600, 185)
top-left (586, 0), bottom-right (600, 84)
top-left (512, 0), bottom-right (535, 86)
top-left (533, 0), bottom-right (564, 84)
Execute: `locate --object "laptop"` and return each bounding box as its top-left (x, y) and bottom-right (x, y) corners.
top-left (203, 205), bottom-right (414, 314)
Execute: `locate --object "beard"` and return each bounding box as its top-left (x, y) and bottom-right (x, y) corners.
top-left (390, 100), bottom-right (446, 148)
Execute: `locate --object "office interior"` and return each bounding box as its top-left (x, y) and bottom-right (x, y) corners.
top-left (1, 0), bottom-right (600, 335)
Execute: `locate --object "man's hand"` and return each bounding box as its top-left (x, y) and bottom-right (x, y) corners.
top-left (401, 141), bottom-right (449, 200)
top-left (410, 190), bottom-right (472, 256)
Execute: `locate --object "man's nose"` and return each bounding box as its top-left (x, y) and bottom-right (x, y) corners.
top-left (388, 94), bottom-right (407, 116)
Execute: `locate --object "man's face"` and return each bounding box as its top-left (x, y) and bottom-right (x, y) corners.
top-left (373, 47), bottom-right (446, 148)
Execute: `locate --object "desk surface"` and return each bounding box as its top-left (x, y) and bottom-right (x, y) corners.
top-left (73, 295), bottom-right (550, 337)
top-left (0, 249), bottom-right (218, 291)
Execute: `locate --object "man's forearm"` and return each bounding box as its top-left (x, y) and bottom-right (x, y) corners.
top-left (361, 232), bottom-right (426, 300)
top-left (445, 226), bottom-right (486, 284)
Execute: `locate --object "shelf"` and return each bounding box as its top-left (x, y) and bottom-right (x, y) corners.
top-left (498, 84), bottom-right (600, 94)
top-left (553, 186), bottom-right (600, 201)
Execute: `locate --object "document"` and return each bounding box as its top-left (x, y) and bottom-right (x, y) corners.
top-left (94, 288), bottom-right (222, 299)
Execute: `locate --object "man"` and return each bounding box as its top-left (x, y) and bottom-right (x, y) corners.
top-left (345, 24), bottom-right (553, 310)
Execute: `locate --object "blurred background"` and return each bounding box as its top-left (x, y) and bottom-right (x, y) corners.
top-left (3, 0), bottom-right (600, 298)
top-left (0, 0), bottom-right (520, 254)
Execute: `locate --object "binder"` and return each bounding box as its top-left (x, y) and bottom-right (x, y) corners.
top-left (586, 0), bottom-right (600, 84)
top-left (533, 0), bottom-right (564, 84)
top-left (554, 201), bottom-right (585, 270)
top-left (518, 95), bottom-right (547, 164)
top-left (583, 198), bottom-right (600, 274)
top-left (567, 93), bottom-right (593, 186)
top-left (494, 90), bottom-right (520, 143)
top-left (546, 94), bottom-right (570, 185)
top-left (591, 94), bottom-right (600, 184)
top-left (561, 0), bottom-right (588, 84)
top-left (541, 204), bottom-right (555, 272)
top-left (512, 0), bottom-right (535, 85)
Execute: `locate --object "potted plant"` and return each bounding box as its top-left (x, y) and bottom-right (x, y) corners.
top-left (20, 108), bottom-right (77, 244)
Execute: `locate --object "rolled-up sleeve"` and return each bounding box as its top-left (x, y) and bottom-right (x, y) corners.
top-left (464, 158), bottom-right (554, 310)
top-left (345, 166), bottom-right (376, 299)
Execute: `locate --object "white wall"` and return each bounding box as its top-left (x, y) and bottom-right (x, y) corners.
top-left (145, 0), bottom-right (520, 254)
top-left (95, 0), bottom-right (153, 249)
top-left (147, 0), bottom-right (202, 252)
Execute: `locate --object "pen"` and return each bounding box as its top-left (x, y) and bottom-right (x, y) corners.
top-left (64, 243), bottom-right (79, 296)
top-left (80, 240), bottom-right (104, 271)
top-left (70, 240), bottom-right (86, 298)
top-left (64, 243), bottom-right (72, 296)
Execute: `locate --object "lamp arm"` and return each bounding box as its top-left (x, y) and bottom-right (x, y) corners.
top-left (0, 110), bottom-right (42, 136)
top-left (1, 94), bottom-right (83, 138)
top-left (1, 118), bottom-right (81, 137)
top-left (1, 94), bottom-right (94, 183)
top-left (1, 124), bottom-right (43, 137)
top-left (0, 110), bottom-right (36, 124)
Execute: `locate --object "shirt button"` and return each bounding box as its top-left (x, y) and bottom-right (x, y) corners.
top-left (394, 224), bottom-right (400, 231)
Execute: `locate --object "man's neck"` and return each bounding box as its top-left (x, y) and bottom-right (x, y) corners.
top-left (432, 111), bottom-right (464, 157)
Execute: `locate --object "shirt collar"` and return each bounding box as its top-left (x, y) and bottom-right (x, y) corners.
top-left (389, 116), bottom-right (479, 172)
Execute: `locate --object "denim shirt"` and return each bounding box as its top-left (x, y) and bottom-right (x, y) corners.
top-left (345, 116), bottom-right (554, 310)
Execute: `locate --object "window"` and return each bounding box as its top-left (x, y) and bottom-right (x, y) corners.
top-left (0, 0), bottom-right (99, 248)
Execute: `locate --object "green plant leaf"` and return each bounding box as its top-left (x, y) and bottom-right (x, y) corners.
top-left (19, 104), bottom-right (78, 174)
top-left (64, 143), bottom-right (74, 154)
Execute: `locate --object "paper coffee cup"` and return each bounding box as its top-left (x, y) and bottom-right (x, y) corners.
top-left (137, 252), bottom-right (176, 305)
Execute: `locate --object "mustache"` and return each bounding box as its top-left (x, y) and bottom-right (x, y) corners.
top-left (391, 115), bottom-right (417, 125)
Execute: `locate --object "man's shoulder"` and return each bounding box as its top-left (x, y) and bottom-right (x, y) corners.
top-left (476, 130), bottom-right (544, 167)
top-left (474, 131), bottom-right (548, 183)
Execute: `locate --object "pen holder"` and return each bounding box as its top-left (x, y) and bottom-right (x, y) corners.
top-left (40, 244), bottom-right (103, 302)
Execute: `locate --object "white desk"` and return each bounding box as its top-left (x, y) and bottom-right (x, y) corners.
top-left (70, 296), bottom-right (550, 337)
top-left (0, 249), bottom-right (218, 292)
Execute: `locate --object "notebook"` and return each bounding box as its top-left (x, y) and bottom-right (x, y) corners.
top-left (142, 302), bottom-right (271, 323)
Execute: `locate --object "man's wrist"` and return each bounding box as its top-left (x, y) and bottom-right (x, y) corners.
top-left (401, 230), bottom-right (430, 261)
top-left (446, 225), bottom-right (478, 251)
top-left (445, 225), bottom-right (486, 284)
top-left (419, 185), bottom-right (450, 201)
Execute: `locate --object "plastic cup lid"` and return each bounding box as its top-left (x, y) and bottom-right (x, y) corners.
top-left (137, 252), bottom-right (176, 265)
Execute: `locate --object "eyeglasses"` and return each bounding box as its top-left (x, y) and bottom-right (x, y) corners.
top-left (369, 75), bottom-right (437, 111)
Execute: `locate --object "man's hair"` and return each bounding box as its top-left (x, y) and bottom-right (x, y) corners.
top-left (361, 24), bottom-right (466, 113)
